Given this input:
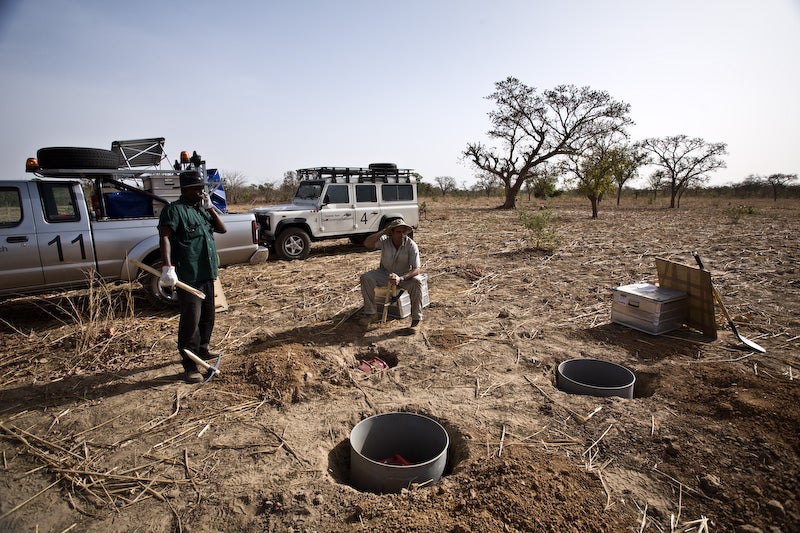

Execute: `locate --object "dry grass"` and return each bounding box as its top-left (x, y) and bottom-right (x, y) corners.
top-left (1, 194), bottom-right (798, 532)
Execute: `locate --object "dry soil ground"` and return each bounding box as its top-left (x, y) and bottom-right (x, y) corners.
top-left (0, 196), bottom-right (798, 533)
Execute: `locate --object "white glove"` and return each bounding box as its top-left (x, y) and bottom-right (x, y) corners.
top-left (159, 265), bottom-right (178, 288)
top-left (201, 192), bottom-right (214, 210)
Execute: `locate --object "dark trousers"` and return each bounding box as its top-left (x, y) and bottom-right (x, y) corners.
top-left (177, 279), bottom-right (216, 372)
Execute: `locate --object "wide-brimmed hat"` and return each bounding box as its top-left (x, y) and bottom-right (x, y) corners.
top-left (384, 218), bottom-right (413, 232)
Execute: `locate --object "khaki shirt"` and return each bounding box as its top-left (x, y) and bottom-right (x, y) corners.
top-left (375, 235), bottom-right (420, 275)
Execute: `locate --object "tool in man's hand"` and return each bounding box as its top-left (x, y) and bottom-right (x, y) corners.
top-left (692, 252), bottom-right (765, 353)
top-left (383, 289), bottom-right (405, 307)
top-left (380, 281), bottom-right (395, 323)
top-left (183, 348), bottom-right (222, 383)
top-left (131, 259), bottom-right (206, 300)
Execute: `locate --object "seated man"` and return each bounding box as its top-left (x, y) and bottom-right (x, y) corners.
top-left (359, 218), bottom-right (423, 329)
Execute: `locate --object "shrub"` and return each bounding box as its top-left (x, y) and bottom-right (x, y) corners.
top-left (723, 204), bottom-right (759, 223)
top-left (518, 208), bottom-right (560, 253)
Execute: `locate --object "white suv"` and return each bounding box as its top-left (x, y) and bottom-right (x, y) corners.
top-left (253, 164), bottom-right (419, 260)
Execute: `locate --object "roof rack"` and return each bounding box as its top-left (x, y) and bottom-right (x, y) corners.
top-left (297, 165), bottom-right (414, 184)
top-left (34, 167), bottom-right (180, 178)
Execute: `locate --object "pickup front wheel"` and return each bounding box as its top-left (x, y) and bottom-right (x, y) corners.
top-left (275, 228), bottom-right (310, 260)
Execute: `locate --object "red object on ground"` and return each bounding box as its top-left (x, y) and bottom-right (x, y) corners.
top-left (382, 453), bottom-right (411, 466)
top-left (358, 357), bottom-right (388, 373)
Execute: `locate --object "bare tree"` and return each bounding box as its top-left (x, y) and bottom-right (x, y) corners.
top-left (464, 77), bottom-right (632, 209)
top-left (765, 173), bottom-right (798, 201)
top-left (434, 176), bottom-right (457, 197)
top-left (475, 173), bottom-right (500, 198)
top-left (221, 171), bottom-right (248, 205)
top-left (647, 170), bottom-right (668, 201)
top-left (641, 135), bottom-right (727, 208)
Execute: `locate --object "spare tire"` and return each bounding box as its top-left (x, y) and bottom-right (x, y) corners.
top-left (368, 163), bottom-right (397, 171)
top-left (37, 147), bottom-right (120, 170)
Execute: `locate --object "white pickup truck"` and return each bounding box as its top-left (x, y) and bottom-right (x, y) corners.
top-left (0, 141), bottom-right (267, 307)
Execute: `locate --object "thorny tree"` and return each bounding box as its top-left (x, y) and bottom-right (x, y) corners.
top-left (434, 176), bottom-right (458, 197)
top-left (221, 171), bottom-right (248, 204)
top-left (611, 144), bottom-right (648, 205)
top-left (565, 138), bottom-right (619, 219)
top-left (647, 169), bottom-right (668, 201)
top-left (463, 77), bottom-right (632, 209)
top-left (764, 173), bottom-right (798, 201)
top-left (473, 173), bottom-right (501, 198)
top-left (523, 162), bottom-right (560, 201)
top-left (640, 135), bottom-right (727, 208)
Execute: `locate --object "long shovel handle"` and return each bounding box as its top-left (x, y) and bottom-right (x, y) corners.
top-left (131, 259), bottom-right (206, 300)
top-left (692, 252), bottom-right (765, 353)
top-left (380, 281), bottom-right (394, 323)
top-left (693, 252), bottom-right (740, 329)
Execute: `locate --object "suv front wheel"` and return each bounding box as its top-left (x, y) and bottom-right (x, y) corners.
top-left (276, 227), bottom-right (311, 260)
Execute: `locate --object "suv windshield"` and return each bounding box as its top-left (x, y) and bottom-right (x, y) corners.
top-left (294, 181), bottom-right (323, 201)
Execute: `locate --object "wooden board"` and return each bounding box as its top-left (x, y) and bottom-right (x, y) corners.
top-left (214, 278), bottom-right (228, 312)
top-left (656, 258), bottom-right (716, 339)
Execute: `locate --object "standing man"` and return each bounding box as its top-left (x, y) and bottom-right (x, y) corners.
top-left (359, 218), bottom-right (423, 329)
top-left (158, 169), bottom-right (227, 383)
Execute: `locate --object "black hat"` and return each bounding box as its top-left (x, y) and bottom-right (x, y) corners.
top-left (179, 170), bottom-right (204, 188)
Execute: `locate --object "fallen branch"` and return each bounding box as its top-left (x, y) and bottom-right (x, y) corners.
top-left (51, 468), bottom-right (188, 484)
top-left (268, 427), bottom-right (307, 466)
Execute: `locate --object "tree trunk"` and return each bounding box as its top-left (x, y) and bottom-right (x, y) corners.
top-left (669, 188), bottom-right (678, 208)
top-left (616, 185), bottom-right (623, 205)
top-left (590, 196), bottom-right (599, 219)
top-left (500, 181), bottom-right (522, 209)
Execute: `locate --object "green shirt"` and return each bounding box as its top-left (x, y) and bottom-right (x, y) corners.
top-left (159, 197), bottom-right (219, 282)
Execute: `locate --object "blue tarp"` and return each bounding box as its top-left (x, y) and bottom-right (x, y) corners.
top-left (207, 168), bottom-right (227, 213)
top-left (104, 191), bottom-right (153, 218)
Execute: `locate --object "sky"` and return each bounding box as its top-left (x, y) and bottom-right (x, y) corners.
top-left (1, 0), bottom-right (798, 188)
